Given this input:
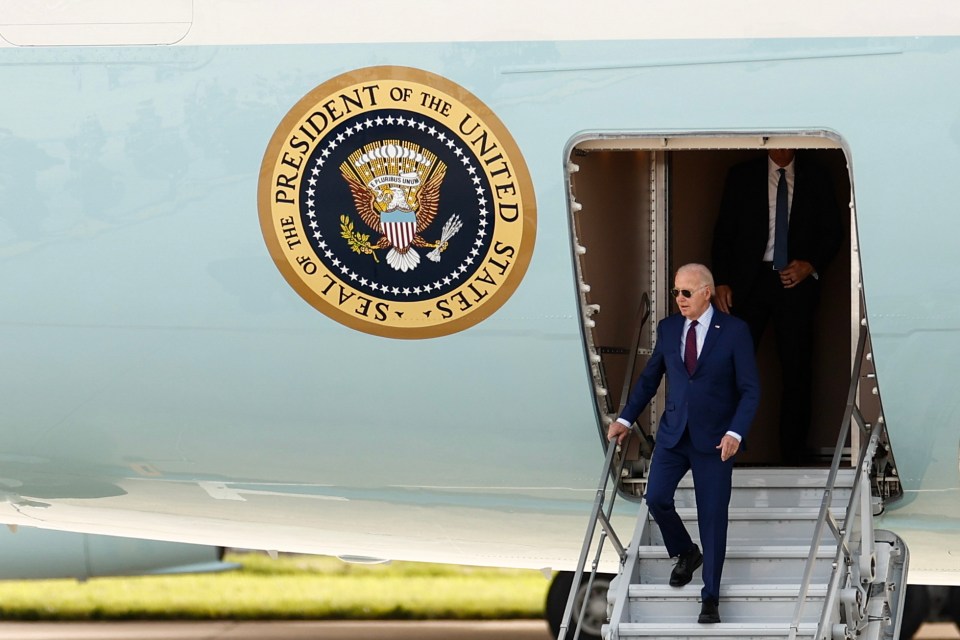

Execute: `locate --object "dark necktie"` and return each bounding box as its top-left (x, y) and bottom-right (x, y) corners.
top-left (684, 320), bottom-right (698, 375)
top-left (773, 167), bottom-right (788, 270)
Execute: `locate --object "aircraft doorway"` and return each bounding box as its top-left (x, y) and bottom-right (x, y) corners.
top-left (566, 134), bottom-right (854, 474)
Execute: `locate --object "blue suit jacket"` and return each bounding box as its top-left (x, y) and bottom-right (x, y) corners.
top-left (619, 308), bottom-right (760, 454)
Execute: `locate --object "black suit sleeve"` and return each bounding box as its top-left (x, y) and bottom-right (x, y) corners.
top-left (711, 159), bottom-right (767, 291)
top-left (711, 168), bottom-right (739, 288)
top-left (792, 159), bottom-right (843, 275)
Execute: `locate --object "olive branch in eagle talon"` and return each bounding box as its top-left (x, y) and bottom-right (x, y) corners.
top-left (340, 215), bottom-right (380, 262)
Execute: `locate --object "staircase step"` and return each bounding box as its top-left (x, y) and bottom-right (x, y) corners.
top-left (729, 468), bottom-right (855, 488)
top-left (635, 545), bottom-right (836, 584)
top-left (686, 488), bottom-right (850, 510)
top-left (636, 545), bottom-right (835, 559)
top-left (626, 583), bottom-right (828, 623)
top-left (629, 583), bottom-right (828, 598)
top-left (641, 508), bottom-right (841, 545)
top-left (629, 468), bottom-right (856, 509)
top-left (674, 507), bottom-right (838, 520)
top-left (613, 621), bottom-right (818, 638)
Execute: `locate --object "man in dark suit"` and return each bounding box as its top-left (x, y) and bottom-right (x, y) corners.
top-left (712, 149), bottom-right (842, 465)
top-left (608, 263), bottom-right (760, 624)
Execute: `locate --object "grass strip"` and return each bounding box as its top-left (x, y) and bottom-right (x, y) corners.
top-left (0, 552), bottom-right (551, 621)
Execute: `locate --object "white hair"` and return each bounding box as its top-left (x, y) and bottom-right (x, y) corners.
top-left (676, 263), bottom-right (715, 289)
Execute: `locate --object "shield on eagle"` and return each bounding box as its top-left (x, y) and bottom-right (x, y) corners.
top-left (381, 209), bottom-right (417, 253)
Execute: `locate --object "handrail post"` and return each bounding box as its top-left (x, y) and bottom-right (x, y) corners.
top-left (790, 320), bottom-right (870, 638)
top-left (557, 438), bottom-right (621, 640)
top-left (808, 297), bottom-right (900, 639)
top-left (561, 294), bottom-right (653, 640)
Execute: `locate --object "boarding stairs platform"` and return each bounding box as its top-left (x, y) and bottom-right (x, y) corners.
top-left (609, 467), bottom-right (905, 640)
top-left (561, 297), bottom-right (908, 640)
top-left (561, 454), bottom-right (907, 640)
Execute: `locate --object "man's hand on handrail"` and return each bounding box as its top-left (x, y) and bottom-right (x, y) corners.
top-left (607, 420), bottom-right (631, 445)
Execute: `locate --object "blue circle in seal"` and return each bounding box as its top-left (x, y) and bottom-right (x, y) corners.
top-left (299, 109), bottom-right (491, 304)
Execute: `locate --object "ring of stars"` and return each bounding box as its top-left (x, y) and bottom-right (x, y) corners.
top-left (303, 113), bottom-right (490, 300)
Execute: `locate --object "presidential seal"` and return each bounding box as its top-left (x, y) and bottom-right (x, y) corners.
top-left (258, 66), bottom-right (536, 339)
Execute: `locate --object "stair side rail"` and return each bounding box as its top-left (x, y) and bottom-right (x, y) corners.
top-left (559, 295), bottom-right (653, 640)
top-left (789, 295), bottom-right (902, 640)
top-left (557, 435), bottom-right (633, 640)
top-left (814, 419), bottom-right (886, 640)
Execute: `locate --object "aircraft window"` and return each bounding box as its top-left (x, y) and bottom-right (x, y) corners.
top-left (0, 0), bottom-right (192, 46)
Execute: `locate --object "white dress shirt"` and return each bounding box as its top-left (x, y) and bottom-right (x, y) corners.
top-left (681, 305), bottom-right (714, 360)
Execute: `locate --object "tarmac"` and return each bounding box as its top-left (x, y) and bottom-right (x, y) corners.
top-left (0, 620), bottom-right (553, 640)
top-left (0, 620), bottom-right (954, 640)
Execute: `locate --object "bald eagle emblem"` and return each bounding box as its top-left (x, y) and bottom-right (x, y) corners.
top-left (340, 140), bottom-right (461, 272)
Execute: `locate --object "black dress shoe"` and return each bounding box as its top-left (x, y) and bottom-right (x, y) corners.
top-left (698, 599), bottom-right (721, 624)
top-left (669, 544), bottom-right (703, 587)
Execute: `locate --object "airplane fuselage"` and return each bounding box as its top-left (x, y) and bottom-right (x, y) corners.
top-left (0, 1), bottom-right (957, 585)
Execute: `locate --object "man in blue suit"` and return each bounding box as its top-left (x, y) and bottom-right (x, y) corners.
top-left (607, 263), bottom-right (760, 624)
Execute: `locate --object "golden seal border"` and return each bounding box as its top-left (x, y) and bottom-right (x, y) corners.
top-left (257, 66), bottom-right (537, 339)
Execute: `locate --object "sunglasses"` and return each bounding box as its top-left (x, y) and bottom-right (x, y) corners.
top-left (670, 285), bottom-right (708, 299)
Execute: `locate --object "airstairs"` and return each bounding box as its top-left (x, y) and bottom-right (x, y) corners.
top-left (560, 300), bottom-right (907, 640)
top-left (603, 466), bottom-right (905, 640)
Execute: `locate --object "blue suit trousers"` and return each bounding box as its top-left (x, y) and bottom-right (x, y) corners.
top-left (645, 429), bottom-right (734, 604)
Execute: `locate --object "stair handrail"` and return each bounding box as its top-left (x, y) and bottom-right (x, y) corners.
top-left (616, 293), bottom-right (657, 452)
top-left (557, 438), bottom-right (629, 640)
top-left (558, 294), bottom-right (652, 640)
top-left (814, 419), bottom-right (884, 639)
top-left (789, 307), bottom-right (890, 639)
top-left (788, 318), bottom-right (866, 638)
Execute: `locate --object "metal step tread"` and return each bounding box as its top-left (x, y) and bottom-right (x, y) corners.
top-left (614, 622), bottom-right (817, 637)
top-left (668, 467), bottom-right (857, 489)
top-left (673, 507), bottom-right (838, 520)
top-left (636, 545), bottom-right (836, 559)
top-left (680, 468), bottom-right (856, 489)
top-left (628, 583), bottom-right (829, 599)
top-left (624, 467), bottom-right (857, 490)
